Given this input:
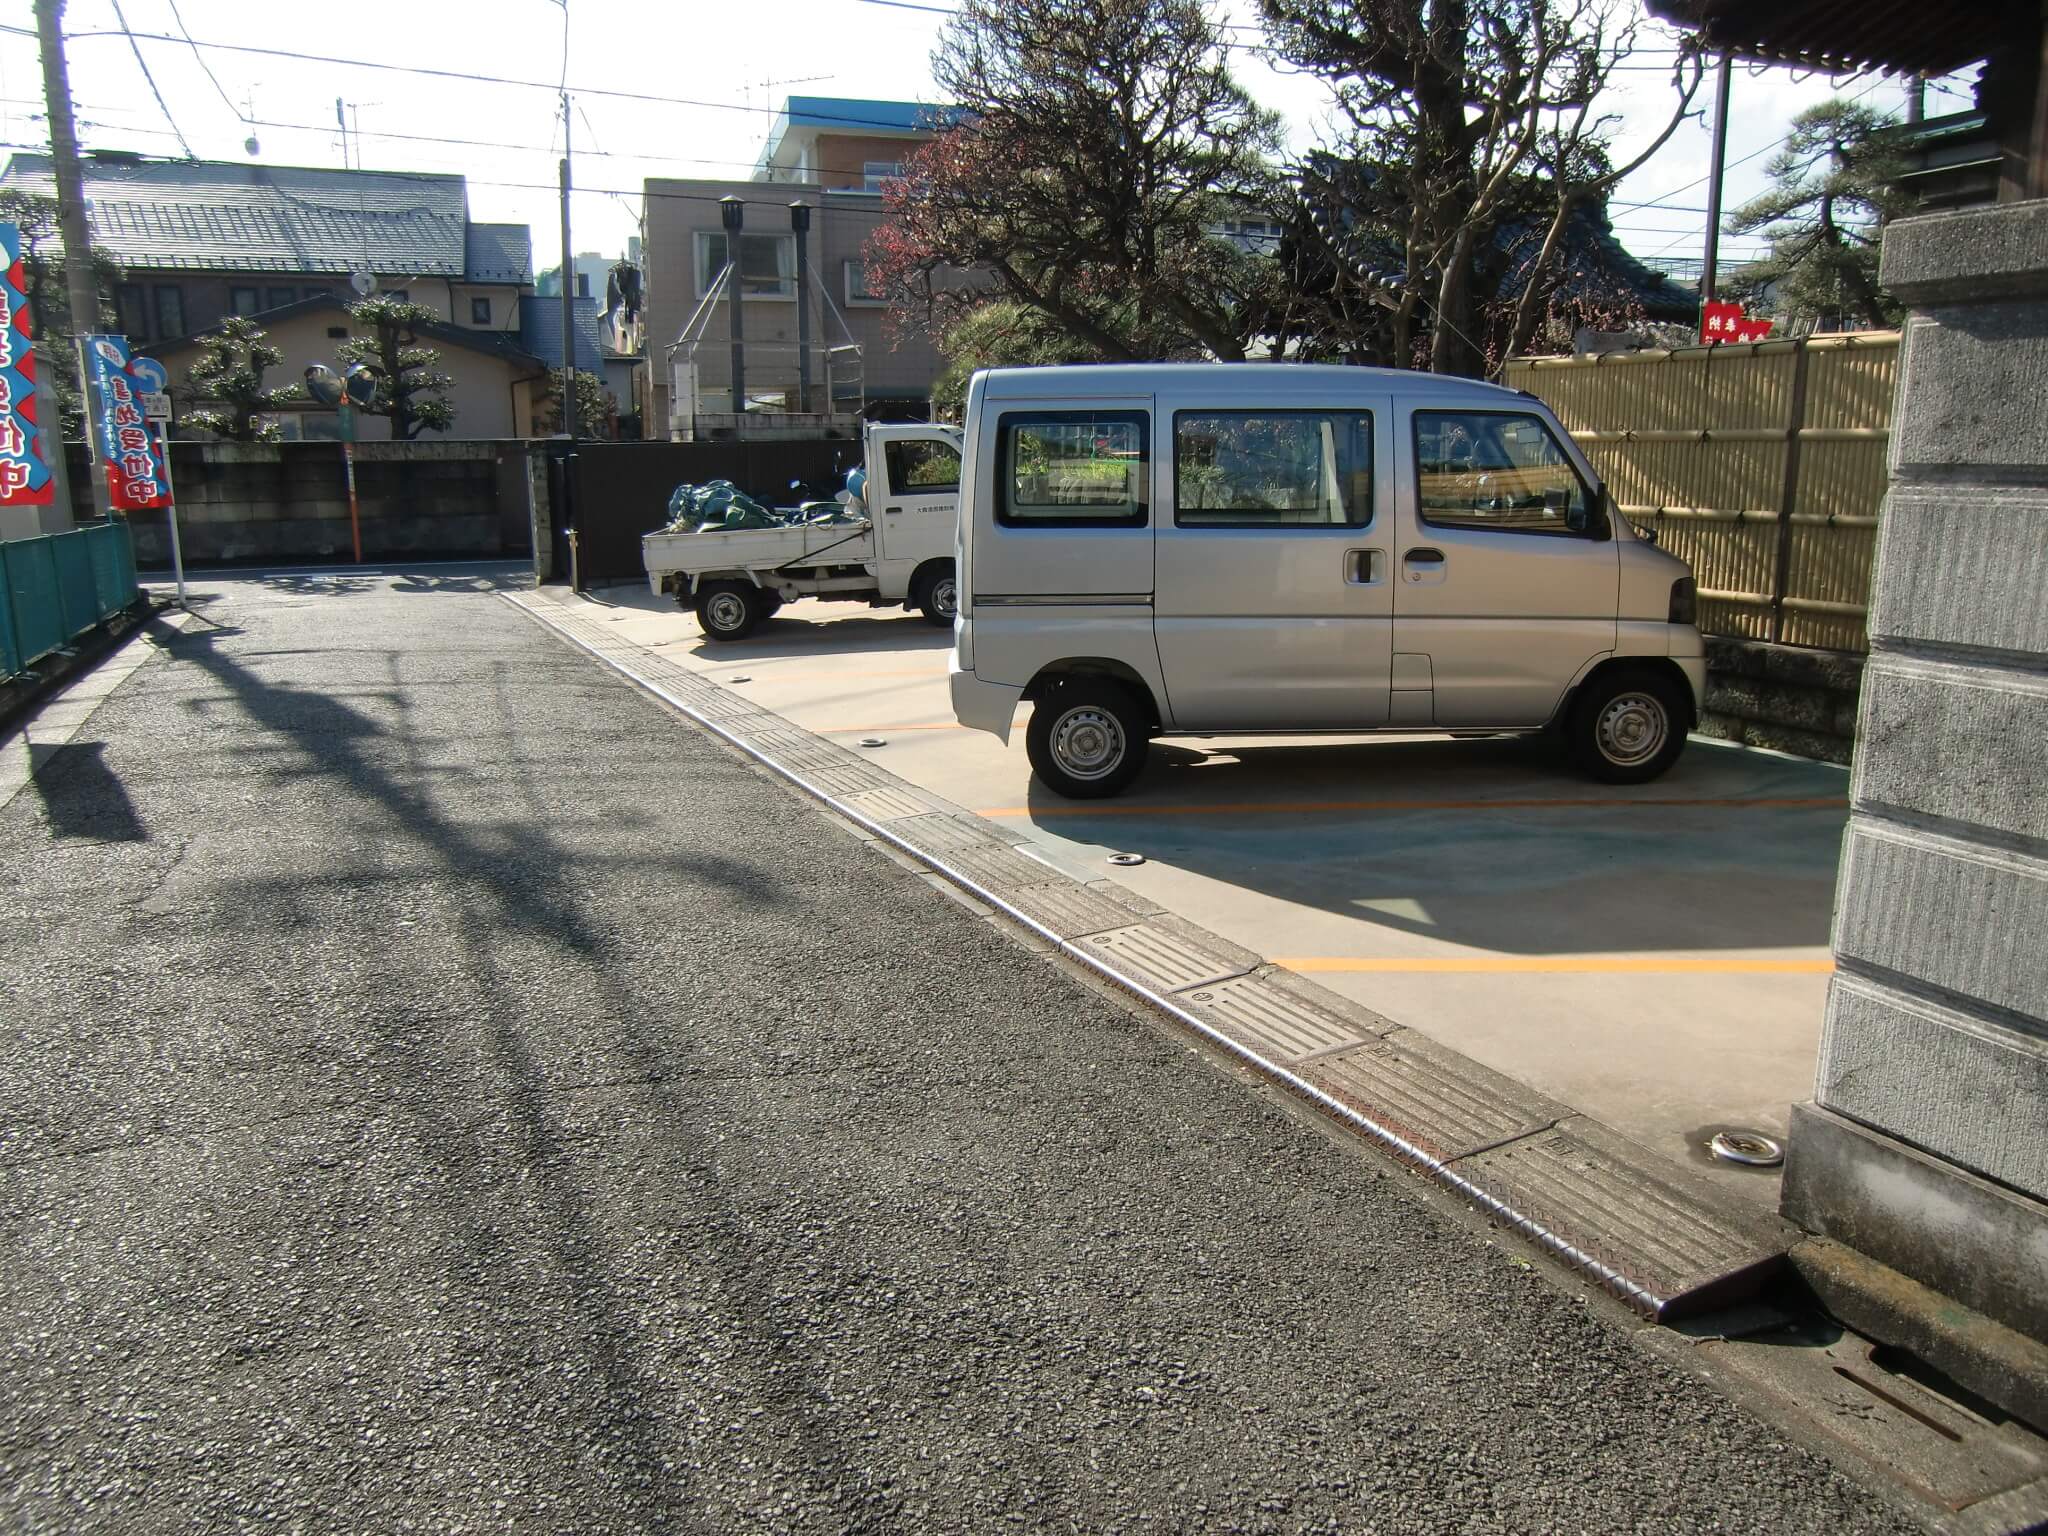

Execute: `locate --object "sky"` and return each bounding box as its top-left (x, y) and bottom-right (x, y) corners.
top-left (0, 0), bottom-right (1978, 286)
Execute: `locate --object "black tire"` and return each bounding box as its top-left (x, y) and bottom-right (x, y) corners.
top-left (1025, 679), bottom-right (1149, 799)
top-left (1567, 668), bottom-right (1687, 784)
top-left (913, 563), bottom-right (958, 627)
top-left (694, 581), bottom-right (766, 642)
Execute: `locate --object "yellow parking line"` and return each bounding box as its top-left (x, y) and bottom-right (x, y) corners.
top-left (980, 795), bottom-right (1848, 818)
top-left (1274, 956), bottom-right (1836, 975)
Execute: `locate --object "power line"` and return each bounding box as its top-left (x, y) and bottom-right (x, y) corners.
top-left (165, 0), bottom-right (245, 122)
top-left (106, 0), bottom-right (192, 157)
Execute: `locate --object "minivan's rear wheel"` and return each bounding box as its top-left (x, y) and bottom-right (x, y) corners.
top-left (694, 581), bottom-right (766, 642)
top-left (1568, 669), bottom-right (1686, 783)
top-left (913, 563), bottom-right (958, 627)
top-left (1026, 680), bottom-right (1148, 799)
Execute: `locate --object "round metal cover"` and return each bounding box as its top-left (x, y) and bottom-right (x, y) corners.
top-left (858, 737), bottom-right (887, 748)
top-left (1709, 1130), bottom-right (1784, 1167)
top-left (1106, 852), bottom-right (1146, 867)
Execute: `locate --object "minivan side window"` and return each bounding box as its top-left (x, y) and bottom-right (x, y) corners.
top-left (884, 437), bottom-right (960, 496)
top-left (1413, 410), bottom-right (1605, 537)
top-left (1174, 411), bottom-right (1372, 528)
top-left (997, 411), bottom-right (1149, 528)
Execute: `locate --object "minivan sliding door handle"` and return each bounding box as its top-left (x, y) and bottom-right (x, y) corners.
top-left (1403, 547), bottom-right (1448, 585)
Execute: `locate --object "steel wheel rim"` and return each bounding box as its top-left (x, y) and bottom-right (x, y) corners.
top-left (1049, 704), bottom-right (1125, 782)
top-left (705, 591), bottom-right (747, 632)
top-left (1596, 691), bottom-right (1668, 766)
top-left (932, 576), bottom-right (958, 617)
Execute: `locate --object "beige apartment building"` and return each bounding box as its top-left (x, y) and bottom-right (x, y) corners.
top-left (640, 97), bottom-right (959, 438)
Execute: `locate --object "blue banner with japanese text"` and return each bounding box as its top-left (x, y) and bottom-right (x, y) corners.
top-left (0, 222), bottom-right (57, 507)
top-left (83, 334), bottom-right (171, 511)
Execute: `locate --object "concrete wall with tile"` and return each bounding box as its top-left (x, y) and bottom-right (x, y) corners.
top-left (1782, 200), bottom-right (2048, 1348)
top-left (62, 440), bottom-right (543, 567)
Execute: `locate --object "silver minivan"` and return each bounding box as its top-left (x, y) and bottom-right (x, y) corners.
top-left (947, 363), bottom-right (1705, 799)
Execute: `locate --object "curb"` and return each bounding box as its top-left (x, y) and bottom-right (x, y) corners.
top-left (0, 598), bottom-right (161, 735)
top-left (506, 589), bottom-right (1799, 1321)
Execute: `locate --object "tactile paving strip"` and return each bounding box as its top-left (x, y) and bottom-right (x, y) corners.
top-left (940, 841), bottom-right (1070, 892)
top-left (997, 881), bottom-right (1156, 940)
top-left (889, 812), bottom-right (1013, 856)
top-left (838, 785), bottom-right (948, 822)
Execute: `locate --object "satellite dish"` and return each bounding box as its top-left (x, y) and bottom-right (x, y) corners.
top-left (349, 264), bottom-right (375, 298)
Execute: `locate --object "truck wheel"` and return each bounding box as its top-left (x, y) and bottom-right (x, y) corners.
top-left (913, 564), bottom-right (958, 627)
top-left (1026, 680), bottom-right (1148, 799)
top-left (694, 581), bottom-right (765, 642)
top-left (1567, 668), bottom-right (1687, 784)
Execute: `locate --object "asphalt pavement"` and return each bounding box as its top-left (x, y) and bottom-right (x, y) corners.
top-left (0, 567), bottom-right (1916, 1534)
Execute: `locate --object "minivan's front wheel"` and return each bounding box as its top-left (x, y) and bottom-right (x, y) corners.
top-left (1568, 669), bottom-right (1687, 784)
top-left (1026, 680), bottom-right (1148, 799)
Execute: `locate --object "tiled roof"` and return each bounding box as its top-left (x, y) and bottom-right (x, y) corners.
top-left (465, 222), bottom-right (532, 284)
top-left (518, 294), bottom-right (607, 372)
top-left (0, 153), bottom-right (467, 276)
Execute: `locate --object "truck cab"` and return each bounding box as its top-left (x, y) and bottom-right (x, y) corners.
top-left (948, 364), bottom-right (1703, 797)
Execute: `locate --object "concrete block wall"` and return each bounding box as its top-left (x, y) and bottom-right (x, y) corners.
top-left (1699, 636), bottom-right (1862, 764)
top-left (62, 440), bottom-right (543, 567)
top-left (1783, 199), bottom-right (2048, 1350)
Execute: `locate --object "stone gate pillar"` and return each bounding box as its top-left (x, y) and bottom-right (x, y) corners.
top-left (1781, 199), bottom-right (2048, 1359)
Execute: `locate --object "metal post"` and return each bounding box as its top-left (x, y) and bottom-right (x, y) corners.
top-left (1767, 340), bottom-right (1812, 645)
top-left (1701, 53), bottom-right (1734, 310)
top-left (33, 0), bottom-right (110, 524)
top-left (155, 420), bottom-right (186, 607)
top-left (790, 201), bottom-right (813, 416)
top-left (558, 95), bottom-right (577, 440)
top-left (339, 402), bottom-right (362, 563)
top-left (720, 196), bottom-right (745, 420)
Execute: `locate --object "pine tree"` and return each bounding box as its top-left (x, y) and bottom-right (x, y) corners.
top-left (535, 367), bottom-right (614, 438)
top-left (1726, 99), bottom-right (1911, 331)
top-left (181, 315), bottom-right (299, 442)
top-left (334, 297), bottom-right (455, 439)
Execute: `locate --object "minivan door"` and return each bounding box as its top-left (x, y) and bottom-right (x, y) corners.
top-left (1395, 406), bottom-right (1619, 727)
top-left (868, 425), bottom-right (962, 587)
top-left (1152, 403), bottom-right (1393, 729)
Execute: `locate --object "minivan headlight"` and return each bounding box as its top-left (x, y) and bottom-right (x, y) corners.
top-left (1669, 577), bottom-right (1698, 626)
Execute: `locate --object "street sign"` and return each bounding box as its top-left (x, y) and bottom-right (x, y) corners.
top-left (140, 392), bottom-right (171, 423)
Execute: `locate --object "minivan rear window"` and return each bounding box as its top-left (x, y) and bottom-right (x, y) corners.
top-left (997, 411), bottom-right (1149, 528)
top-left (1174, 411), bottom-right (1373, 528)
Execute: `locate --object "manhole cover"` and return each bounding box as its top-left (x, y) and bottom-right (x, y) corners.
top-left (858, 737), bottom-right (887, 748)
top-left (1710, 1130), bottom-right (1784, 1167)
top-left (1107, 852), bottom-right (1146, 867)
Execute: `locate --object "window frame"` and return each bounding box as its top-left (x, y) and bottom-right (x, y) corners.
top-left (264, 286), bottom-right (297, 312)
top-left (861, 160), bottom-right (904, 193)
top-left (1171, 407), bottom-right (1375, 531)
top-left (693, 230), bottom-right (798, 301)
top-left (115, 283), bottom-right (147, 340)
top-left (843, 258), bottom-right (885, 307)
top-left (229, 285), bottom-right (259, 319)
top-left (470, 296), bottom-right (493, 325)
top-left (152, 284), bottom-right (186, 340)
top-left (1410, 407), bottom-right (1608, 541)
top-left (883, 436), bottom-right (960, 497)
top-left (995, 409), bottom-right (1151, 531)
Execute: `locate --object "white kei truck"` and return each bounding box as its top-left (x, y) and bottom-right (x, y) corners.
top-left (642, 423), bottom-right (964, 642)
top-left (948, 363), bottom-right (1707, 799)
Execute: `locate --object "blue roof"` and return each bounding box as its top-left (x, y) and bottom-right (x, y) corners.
top-left (780, 96), bottom-right (964, 133)
top-left (519, 294), bottom-right (607, 372)
top-left (464, 222), bottom-right (532, 285)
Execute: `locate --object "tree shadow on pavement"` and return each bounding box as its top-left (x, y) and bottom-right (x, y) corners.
top-left (160, 623), bottom-right (872, 1527)
top-left (26, 741), bottom-right (148, 843)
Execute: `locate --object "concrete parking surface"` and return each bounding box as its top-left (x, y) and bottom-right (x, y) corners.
top-left (571, 582), bottom-right (1850, 1206)
top-left (0, 566), bottom-right (1909, 1533)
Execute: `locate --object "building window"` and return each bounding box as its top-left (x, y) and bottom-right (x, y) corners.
top-left (1413, 410), bottom-right (1603, 537)
top-left (997, 411), bottom-right (1150, 529)
top-left (1174, 412), bottom-right (1373, 529)
top-left (862, 160), bottom-right (904, 193)
top-left (382, 288), bottom-right (409, 303)
top-left (575, 272), bottom-right (590, 299)
top-left (693, 231), bottom-right (796, 300)
top-left (844, 259), bottom-right (885, 307)
top-left (471, 296), bottom-right (492, 325)
top-left (305, 286), bottom-right (331, 303)
top-left (153, 285), bottom-right (186, 339)
top-left (115, 283), bottom-right (147, 340)
top-left (230, 286), bottom-right (259, 318)
top-left (325, 326), bottom-right (349, 339)
top-left (265, 286), bottom-right (297, 311)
